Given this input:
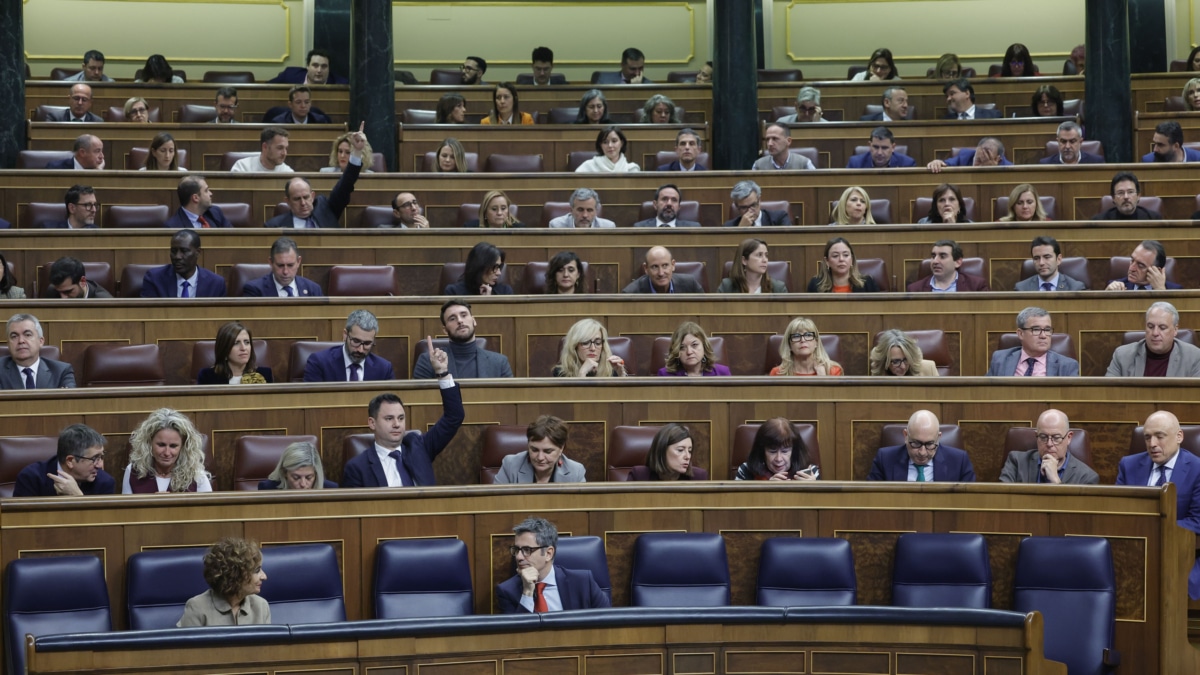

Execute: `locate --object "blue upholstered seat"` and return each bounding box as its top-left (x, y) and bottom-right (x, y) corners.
top-left (126, 546), bottom-right (209, 629)
top-left (892, 533), bottom-right (991, 608)
top-left (4, 555), bottom-right (111, 675)
top-left (553, 536), bottom-right (612, 603)
top-left (374, 538), bottom-right (473, 619)
top-left (259, 543), bottom-right (346, 624)
top-left (756, 537), bottom-right (856, 606)
top-left (631, 533), bottom-right (730, 607)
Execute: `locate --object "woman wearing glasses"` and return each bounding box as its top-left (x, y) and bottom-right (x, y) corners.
top-left (553, 319), bottom-right (627, 377)
top-left (869, 329), bottom-right (938, 377)
top-left (629, 423), bottom-right (708, 481)
top-left (734, 418), bottom-right (818, 481)
top-left (443, 242), bottom-right (514, 295)
top-left (770, 318), bottom-right (843, 376)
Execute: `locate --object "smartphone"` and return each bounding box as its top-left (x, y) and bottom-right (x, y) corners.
top-left (800, 464), bottom-right (820, 479)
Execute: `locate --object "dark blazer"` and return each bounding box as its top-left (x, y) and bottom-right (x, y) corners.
top-left (1141, 148), bottom-right (1200, 162)
top-left (943, 108), bottom-right (1002, 119)
top-left (442, 281), bottom-right (515, 296)
top-left (943, 148), bottom-right (1013, 166)
top-left (1040, 151), bottom-right (1105, 165)
top-left (0, 356), bottom-right (76, 389)
top-left (302, 345), bottom-right (395, 382)
top-left (867, 444), bottom-right (976, 482)
top-left (846, 152), bottom-right (916, 169)
top-left (986, 347), bottom-right (1080, 376)
top-left (999, 449), bottom-right (1098, 484)
top-left (722, 210), bottom-right (790, 227)
top-left (45, 110), bottom-right (103, 123)
top-left (1117, 449), bottom-right (1200, 533)
top-left (41, 284), bottom-right (112, 299)
top-left (341, 384), bottom-right (464, 487)
top-left (263, 161), bottom-right (360, 228)
top-left (263, 107), bottom-right (333, 125)
top-left (413, 345), bottom-right (512, 379)
top-left (593, 72), bottom-right (652, 85)
top-left (241, 274), bottom-right (322, 297)
top-left (516, 73), bottom-right (568, 85)
top-left (140, 265), bottom-right (227, 298)
top-left (13, 457), bottom-right (115, 496)
top-left (258, 478), bottom-right (338, 490)
top-left (1092, 206), bottom-right (1162, 221)
top-left (656, 160), bottom-right (708, 171)
top-left (496, 565), bottom-right (610, 613)
top-left (42, 220), bottom-right (96, 229)
top-left (164, 205), bottom-right (233, 229)
top-left (627, 466), bottom-right (710, 481)
top-left (632, 218), bottom-right (702, 228)
top-left (1014, 274), bottom-right (1087, 291)
top-left (906, 272), bottom-right (990, 292)
top-left (268, 67), bottom-right (349, 85)
top-left (621, 274), bottom-right (704, 294)
top-left (859, 111), bottom-right (886, 122)
top-left (197, 367), bottom-right (274, 384)
top-left (1106, 276), bottom-right (1182, 290)
top-left (44, 157), bottom-right (78, 170)
top-left (806, 275), bottom-right (881, 293)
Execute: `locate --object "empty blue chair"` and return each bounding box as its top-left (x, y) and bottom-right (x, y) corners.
top-left (554, 536), bottom-right (612, 603)
top-left (259, 543), bottom-right (346, 624)
top-left (756, 537), bottom-right (856, 606)
top-left (892, 533), bottom-right (991, 608)
top-left (5, 556), bottom-right (111, 675)
top-left (1014, 536), bottom-right (1117, 675)
top-left (126, 546), bottom-right (209, 629)
top-left (374, 538), bottom-right (473, 619)
top-left (630, 532), bottom-right (730, 607)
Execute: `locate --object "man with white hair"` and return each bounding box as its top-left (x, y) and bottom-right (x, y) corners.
top-left (548, 188), bottom-right (615, 228)
top-left (1106, 301), bottom-right (1200, 377)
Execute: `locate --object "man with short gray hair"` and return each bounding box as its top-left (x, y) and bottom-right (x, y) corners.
top-left (1107, 301), bottom-right (1200, 377)
top-left (986, 307), bottom-right (1079, 376)
top-left (496, 516), bottom-right (610, 613)
top-left (304, 309), bottom-right (396, 382)
top-left (861, 86), bottom-right (908, 122)
top-left (1, 314), bottom-right (76, 389)
top-left (14, 424), bottom-right (114, 496)
top-left (776, 87), bottom-right (828, 124)
top-left (548, 188), bottom-right (615, 228)
top-left (723, 180), bottom-right (790, 227)
top-left (1041, 121), bottom-right (1105, 165)
top-left (45, 134), bottom-right (104, 170)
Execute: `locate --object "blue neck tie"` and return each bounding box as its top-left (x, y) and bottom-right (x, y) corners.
top-left (1156, 465), bottom-right (1168, 486)
top-left (22, 367), bottom-right (34, 389)
top-left (1041, 282), bottom-right (1053, 291)
top-left (349, 363), bottom-right (360, 382)
top-left (388, 450), bottom-right (413, 486)
top-left (1023, 358), bottom-right (1037, 376)
top-left (283, 285), bottom-right (294, 297)
top-left (180, 280), bottom-right (190, 298)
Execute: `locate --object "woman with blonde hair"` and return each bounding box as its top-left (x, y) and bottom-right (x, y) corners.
top-left (1000, 184), bottom-right (1049, 222)
top-left (434, 137), bottom-right (468, 173)
top-left (466, 190), bottom-right (523, 228)
top-left (869, 329), bottom-right (938, 376)
top-left (198, 321), bottom-right (273, 384)
top-left (829, 186), bottom-right (876, 226)
top-left (717, 238), bottom-right (787, 293)
top-left (934, 54), bottom-right (961, 80)
top-left (259, 441), bottom-right (336, 489)
top-left (123, 97), bottom-right (150, 123)
top-left (322, 131), bottom-right (374, 173)
top-left (657, 321), bottom-right (730, 377)
top-left (770, 317), bottom-right (843, 376)
top-left (1183, 78), bottom-right (1200, 111)
top-left (552, 318), bottom-right (627, 377)
top-left (806, 237), bottom-right (880, 293)
top-left (123, 408), bottom-right (212, 493)
top-left (178, 537), bottom-right (270, 626)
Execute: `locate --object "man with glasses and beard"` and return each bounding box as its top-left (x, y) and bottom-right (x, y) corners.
top-left (867, 410), bottom-right (976, 482)
top-left (304, 309), bottom-right (395, 382)
top-left (412, 299), bottom-right (513, 379)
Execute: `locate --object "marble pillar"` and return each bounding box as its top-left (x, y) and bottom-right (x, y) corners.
top-left (1128, 0), bottom-right (1166, 73)
top-left (350, 0), bottom-right (396, 171)
top-left (314, 0), bottom-right (351, 82)
top-left (712, 0), bottom-right (759, 171)
top-left (1085, 0), bottom-right (1133, 163)
top-left (0, 0), bottom-right (27, 168)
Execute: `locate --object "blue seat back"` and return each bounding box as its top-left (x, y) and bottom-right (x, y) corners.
top-left (5, 556), bottom-right (111, 675)
top-left (757, 537), bottom-right (856, 606)
top-left (126, 547), bottom-right (209, 630)
top-left (631, 533), bottom-right (730, 607)
top-left (259, 543), bottom-right (346, 624)
top-left (892, 533), bottom-right (991, 608)
top-left (1014, 536), bottom-right (1115, 675)
top-left (374, 538), bottom-right (473, 619)
top-left (553, 536), bottom-right (612, 603)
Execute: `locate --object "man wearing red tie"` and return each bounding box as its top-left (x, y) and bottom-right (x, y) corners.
top-left (496, 517), bottom-right (610, 613)
top-left (165, 176), bottom-right (232, 229)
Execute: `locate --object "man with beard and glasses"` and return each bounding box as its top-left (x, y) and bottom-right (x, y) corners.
top-left (632, 185), bottom-right (700, 227)
top-left (412, 299), bottom-right (513, 379)
top-left (1142, 121), bottom-right (1200, 163)
top-left (1093, 172), bottom-right (1161, 221)
top-left (304, 309), bottom-right (395, 382)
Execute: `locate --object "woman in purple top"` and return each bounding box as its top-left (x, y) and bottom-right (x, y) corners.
top-left (657, 321), bottom-right (731, 377)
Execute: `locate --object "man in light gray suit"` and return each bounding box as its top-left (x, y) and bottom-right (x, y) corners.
top-left (1107, 301), bottom-right (1200, 377)
top-left (494, 415), bottom-right (586, 484)
top-left (1014, 236), bottom-right (1089, 291)
top-left (413, 299), bottom-right (513, 379)
top-left (986, 307), bottom-right (1079, 376)
top-left (632, 185), bottom-right (701, 228)
top-left (548, 188), bottom-right (616, 228)
top-left (999, 409), bottom-right (1099, 484)
top-left (1, 314), bottom-right (76, 389)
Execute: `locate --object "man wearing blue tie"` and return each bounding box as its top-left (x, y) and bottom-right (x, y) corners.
top-left (1116, 411), bottom-right (1200, 599)
top-left (303, 309), bottom-right (395, 382)
top-left (867, 410), bottom-right (975, 482)
top-left (0, 314), bottom-right (76, 389)
top-left (140, 230), bottom-right (227, 298)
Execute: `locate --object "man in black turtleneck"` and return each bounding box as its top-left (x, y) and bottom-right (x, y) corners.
top-left (413, 298), bottom-right (513, 379)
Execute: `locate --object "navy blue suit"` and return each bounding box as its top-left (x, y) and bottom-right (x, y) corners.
top-left (943, 148), bottom-right (1013, 166)
top-left (846, 152), bottom-right (916, 169)
top-left (262, 107), bottom-right (333, 125)
top-left (1040, 151), bottom-right (1105, 164)
top-left (13, 457), bottom-right (115, 497)
top-left (1108, 277), bottom-right (1182, 290)
top-left (867, 444), bottom-right (976, 482)
top-left (943, 108), bottom-right (1002, 119)
top-left (302, 345), bottom-right (395, 382)
top-left (140, 264), bottom-right (227, 298)
top-left (1141, 147), bottom-right (1200, 163)
top-left (341, 384), bottom-right (464, 487)
top-left (656, 160), bottom-right (708, 171)
top-left (164, 206), bottom-right (233, 229)
top-left (1117, 449), bottom-right (1200, 598)
top-left (44, 157), bottom-right (76, 170)
top-left (496, 565), bottom-right (611, 613)
top-left (241, 274), bottom-right (323, 297)
top-left (268, 67), bottom-right (349, 85)
top-left (0, 217), bottom-right (10, 229)
top-left (42, 221), bottom-right (96, 229)
top-left (263, 160), bottom-right (359, 228)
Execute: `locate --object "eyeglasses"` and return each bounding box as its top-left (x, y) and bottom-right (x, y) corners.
top-left (394, 199), bottom-right (419, 210)
top-left (797, 105), bottom-right (817, 114)
top-left (509, 545), bottom-right (548, 558)
top-left (1020, 326), bottom-right (1053, 336)
top-left (577, 338), bottom-right (604, 348)
top-left (75, 202), bottom-right (99, 210)
top-left (348, 337), bottom-right (374, 349)
top-left (1114, 190), bottom-right (1138, 199)
top-left (73, 453), bottom-right (105, 464)
top-left (907, 439), bottom-right (939, 451)
top-left (889, 358), bottom-right (908, 367)
top-left (131, 107), bottom-right (148, 115)
top-left (1036, 433), bottom-right (1067, 445)
top-left (789, 332), bottom-right (817, 343)
top-left (461, 64), bottom-right (480, 73)
top-left (1009, 60), bottom-right (1025, 66)
top-left (735, 200), bottom-right (760, 212)
top-left (217, 104), bottom-right (238, 112)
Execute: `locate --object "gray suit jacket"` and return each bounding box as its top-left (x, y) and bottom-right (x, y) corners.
top-left (632, 218), bottom-right (701, 228)
top-left (1106, 339), bottom-right (1200, 377)
top-left (752, 154), bottom-right (814, 170)
top-left (0, 356), bottom-right (76, 389)
top-left (493, 452), bottom-right (586, 484)
top-left (986, 347), bottom-right (1079, 376)
top-left (999, 449), bottom-right (1099, 485)
top-left (413, 345), bottom-right (513, 379)
top-left (548, 214), bottom-right (616, 229)
top-left (1014, 274), bottom-right (1088, 291)
top-left (622, 274), bottom-right (704, 294)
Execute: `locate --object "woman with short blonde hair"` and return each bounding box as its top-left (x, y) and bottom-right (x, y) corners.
top-left (771, 317), bottom-right (843, 376)
top-left (553, 318), bottom-right (627, 377)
